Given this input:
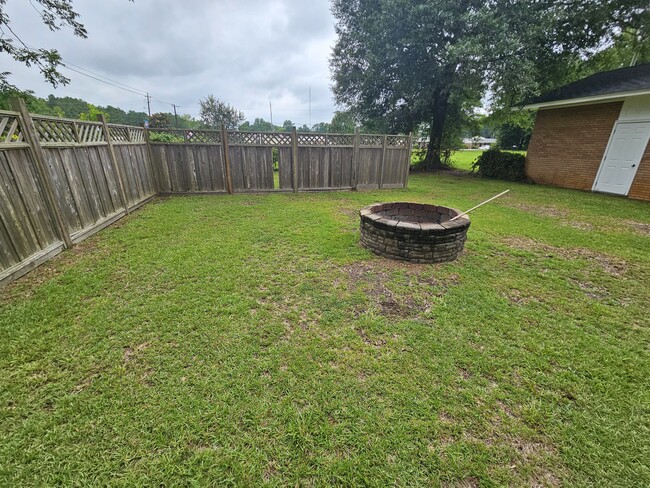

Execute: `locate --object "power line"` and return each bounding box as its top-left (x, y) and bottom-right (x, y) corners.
top-left (61, 65), bottom-right (147, 97)
top-left (61, 61), bottom-right (148, 95)
top-left (4, 35), bottom-right (183, 110)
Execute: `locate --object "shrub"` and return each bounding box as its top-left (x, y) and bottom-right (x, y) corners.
top-left (471, 148), bottom-right (526, 181)
top-left (148, 131), bottom-right (184, 143)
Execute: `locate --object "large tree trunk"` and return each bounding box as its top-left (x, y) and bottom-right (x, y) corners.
top-left (422, 88), bottom-right (451, 170)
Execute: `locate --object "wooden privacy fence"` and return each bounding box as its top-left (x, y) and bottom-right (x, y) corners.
top-left (0, 99), bottom-right (411, 286)
top-left (148, 127), bottom-right (411, 193)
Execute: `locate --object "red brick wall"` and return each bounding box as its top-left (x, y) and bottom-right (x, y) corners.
top-left (628, 141), bottom-right (650, 201)
top-left (525, 102), bottom-right (623, 191)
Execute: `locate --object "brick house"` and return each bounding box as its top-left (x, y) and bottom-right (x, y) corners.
top-left (523, 63), bottom-right (650, 201)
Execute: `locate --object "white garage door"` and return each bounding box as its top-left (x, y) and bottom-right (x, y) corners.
top-left (593, 121), bottom-right (650, 195)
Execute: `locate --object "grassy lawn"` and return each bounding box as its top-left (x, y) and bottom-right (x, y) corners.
top-left (450, 150), bottom-right (483, 171)
top-left (449, 150), bottom-right (528, 172)
top-left (1, 173), bottom-right (649, 486)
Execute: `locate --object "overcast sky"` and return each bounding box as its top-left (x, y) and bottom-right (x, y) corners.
top-left (3, 0), bottom-right (338, 125)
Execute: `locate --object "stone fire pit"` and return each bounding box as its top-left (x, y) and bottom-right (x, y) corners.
top-left (359, 202), bottom-right (470, 263)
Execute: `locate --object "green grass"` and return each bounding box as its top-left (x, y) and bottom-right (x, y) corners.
top-left (411, 149), bottom-right (526, 171)
top-left (449, 150), bottom-right (528, 172)
top-left (1, 173), bottom-right (649, 486)
top-left (450, 150), bottom-right (483, 171)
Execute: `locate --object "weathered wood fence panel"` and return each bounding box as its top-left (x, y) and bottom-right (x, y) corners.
top-left (0, 112), bottom-right (64, 285)
top-left (148, 129), bottom-right (409, 193)
top-left (0, 106), bottom-right (157, 286)
top-left (1, 101), bottom-right (412, 286)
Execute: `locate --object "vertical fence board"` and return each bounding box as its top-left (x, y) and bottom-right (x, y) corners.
top-left (43, 149), bottom-right (83, 231)
top-left (278, 147), bottom-right (293, 189)
top-left (0, 152), bottom-right (42, 259)
top-left (8, 150), bottom-right (57, 247)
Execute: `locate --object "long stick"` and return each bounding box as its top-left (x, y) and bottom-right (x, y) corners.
top-left (451, 189), bottom-right (510, 221)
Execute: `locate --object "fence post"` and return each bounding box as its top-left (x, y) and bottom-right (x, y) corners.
top-left (11, 98), bottom-right (73, 249)
top-left (97, 114), bottom-right (130, 214)
top-left (143, 127), bottom-right (162, 196)
top-left (379, 134), bottom-right (387, 189)
top-left (352, 127), bottom-right (360, 190)
top-left (291, 126), bottom-right (299, 192)
top-left (404, 132), bottom-right (413, 188)
top-left (220, 125), bottom-right (234, 194)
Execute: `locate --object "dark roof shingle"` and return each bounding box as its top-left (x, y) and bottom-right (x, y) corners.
top-left (526, 63), bottom-right (650, 105)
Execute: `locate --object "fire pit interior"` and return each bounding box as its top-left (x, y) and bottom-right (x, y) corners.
top-left (359, 202), bottom-right (470, 263)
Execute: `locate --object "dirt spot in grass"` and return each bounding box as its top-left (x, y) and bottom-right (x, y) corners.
top-left (624, 219), bottom-right (650, 236)
top-left (503, 237), bottom-right (627, 276)
top-left (188, 440), bottom-right (217, 453)
top-left (510, 203), bottom-right (568, 219)
top-left (503, 288), bottom-right (540, 306)
top-left (263, 461), bottom-right (280, 481)
top-left (356, 327), bottom-right (387, 348)
top-left (72, 371), bottom-right (102, 394)
top-left (570, 279), bottom-right (611, 301)
top-left (530, 469), bottom-right (562, 487)
top-left (564, 220), bottom-right (594, 231)
top-left (442, 477), bottom-right (480, 488)
top-left (342, 259), bottom-right (458, 318)
top-left (459, 367), bottom-right (471, 380)
top-left (338, 207), bottom-right (360, 219)
top-left (123, 342), bottom-right (150, 363)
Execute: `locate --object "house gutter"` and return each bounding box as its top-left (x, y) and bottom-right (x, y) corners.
top-left (513, 88), bottom-right (650, 111)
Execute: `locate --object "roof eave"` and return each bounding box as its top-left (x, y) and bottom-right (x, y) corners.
top-left (517, 88), bottom-right (650, 111)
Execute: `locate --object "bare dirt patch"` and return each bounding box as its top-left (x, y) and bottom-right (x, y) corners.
top-left (503, 288), bottom-right (541, 306)
top-left (624, 219), bottom-right (650, 237)
top-left (508, 203), bottom-right (596, 232)
top-left (356, 327), bottom-right (387, 348)
top-left (510, 203), bottom-right (567, 219)
top-left (503, 237), bottom-right (627, 277)
top-left (123, 342), bottom-right (150, 363)
top-left (442, 477), bottom-right (480, 488)
top-left (342, 259), bottom-right (458, 319)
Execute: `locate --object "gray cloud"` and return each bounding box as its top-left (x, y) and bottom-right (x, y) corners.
top-left (3, 0), bottom-right (339, 125)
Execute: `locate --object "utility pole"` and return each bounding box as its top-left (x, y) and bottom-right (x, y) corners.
top-left (269, 100), bottom-right (273, 132)
top-left (146, 92), bottom-right (151, 117)
top-left (309, 86), bottom-right (312, 129)
top-left (172, 104), bottom-right (179, 128)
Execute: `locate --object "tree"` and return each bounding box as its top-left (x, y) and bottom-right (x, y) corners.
top-left (330, 111), bottom-right (356, 133)
top-left (331, 0), bottom-right (649, 169)
top-left (282, 120), bottom-right (294, 132)
top-left (149, 112), bottom-right (171, 129)
top-left (79, 104), bottom-right (109, 122)
top-left (199, 95), bottom-right (245, 130)
top-left (0, 0), bottom-right (132, 90)
top-left (311, 122), bottom-right (330, 133)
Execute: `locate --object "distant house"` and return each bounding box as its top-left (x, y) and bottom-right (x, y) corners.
top-left (462, 137), bottom-right (497, 149)
top-left (522, 63), bottom-right (650, 201)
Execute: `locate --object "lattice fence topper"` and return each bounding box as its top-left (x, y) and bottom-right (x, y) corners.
top-left (326, 134), bottom-right (354, 146)
top-left (260, 132), bottom-right (292, 146)
top-left (359, 135), bottom-right (383, 147)
top-left (76, 122), bottom-right (105, 143)
top-left (108, 125), bottom-right (131, 142)
top-left (33, 117), bottom-right (77, 143)
top-left (0, 113), bottom-right (24, 144)
top-left (297, 133), bottom-right (327, 146)
top-left (186, 130), bottom-right (222, 144)
top-left (387, 135), bottom-right (409, 148)
top-left (227, 131), bottom-right (266, 145)
top-left (129, 127), bottom-right (145, 142)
